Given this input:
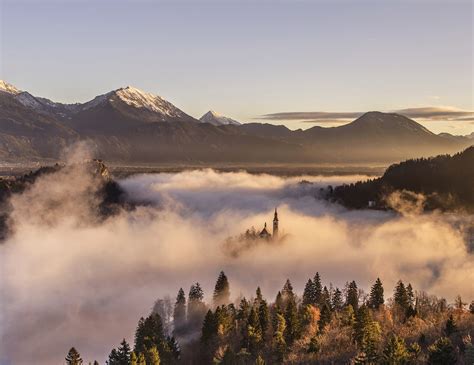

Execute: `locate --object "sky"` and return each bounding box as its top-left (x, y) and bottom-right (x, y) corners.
top-left (0, 0), bottom-right (473, 134)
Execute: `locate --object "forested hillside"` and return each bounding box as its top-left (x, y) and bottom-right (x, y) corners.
top-left (329, 146), bottom-right (474, 211)
top-left (66, 272), bottom-right (474, 364)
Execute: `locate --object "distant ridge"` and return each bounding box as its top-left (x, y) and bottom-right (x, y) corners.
top-left (0, 80), bottom-right (471, 163)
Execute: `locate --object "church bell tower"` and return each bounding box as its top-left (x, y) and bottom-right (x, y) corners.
top-left (273, 208), bottom-right (279, 239)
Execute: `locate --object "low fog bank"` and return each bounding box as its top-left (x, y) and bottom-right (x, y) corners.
top-left (1, 166), bottom-right (473, 364)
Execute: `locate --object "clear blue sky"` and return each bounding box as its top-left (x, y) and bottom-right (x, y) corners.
top-left (1, 0), bottom-right (472, 134)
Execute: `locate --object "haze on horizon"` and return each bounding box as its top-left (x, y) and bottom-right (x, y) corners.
top-left (1, 0), bottom-right (472, 135)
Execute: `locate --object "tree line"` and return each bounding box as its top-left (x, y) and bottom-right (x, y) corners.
top-left (65, 271), bottom-right (474, 364)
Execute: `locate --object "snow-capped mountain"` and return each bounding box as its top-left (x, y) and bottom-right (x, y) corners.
top-left (0, 80), bottom-right (21, 95)
top-left (199, 110), bottom-right (241, 126)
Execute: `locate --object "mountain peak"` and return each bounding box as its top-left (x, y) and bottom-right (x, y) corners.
top-left (200, 110), bottom-right (241, 126)
top-left (0, 80), bottom-right (21, 95)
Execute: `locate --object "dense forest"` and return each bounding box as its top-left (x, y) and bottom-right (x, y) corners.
top-left (65, 272), bottom-right (474, 364)
top-left (328, 146), bottom-right (474, 212)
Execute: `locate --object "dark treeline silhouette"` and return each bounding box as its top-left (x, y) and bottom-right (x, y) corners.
top-left (329, 146), bottom-right (474, 211)
top-left (68, 271), bottom-right (474, 364)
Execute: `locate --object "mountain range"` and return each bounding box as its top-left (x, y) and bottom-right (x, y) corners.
top-left (0, 80), bottom-right (471, 164)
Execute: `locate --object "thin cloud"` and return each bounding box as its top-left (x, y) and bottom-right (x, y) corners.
top-left (260, 106), bottom-right (473, 123)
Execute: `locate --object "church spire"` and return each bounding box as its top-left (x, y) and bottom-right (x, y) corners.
top-left (273, 207), bottom-right (279, 239)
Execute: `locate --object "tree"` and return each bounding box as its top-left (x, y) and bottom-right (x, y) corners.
top-left (130, 352), bottom-right (138, 365)
top-left (382, 335), bottom-right (409, 364)
top-left (65, 347), bottom-right (83, 365)
top-left (134, 313), bottom-right (170, 361)
top-left (332, 287), bottom-right (344, 311)
top-left (313, 272), bottom-right (323, 306)
top-left (137, 352), bottom-right (146, 365)
top-left (427, 337), bottom-right (456, 364)
top-left (116, 339), bottom-right (131, 365)
top-left (107, 349), bottom-right (119, 365)
top-left (146, 346), bottom-right (160, 365)
top-left (318, 303), bottom-right (332, 333)
top-left (469, 300), bottom-right (474, 314)
top-left (188, 282), bottom-right (206, 330)
top-left (284, 296), bottom-right (300, 345)
top-left (281, 279), bottom-right (295, 305)
top-left (258, 298), bottom-right (269, 335)
top-left (245, 307), bottom-right (263, 356)
top-left (346, 281), bottom-right (359, 311)
top-left (394, 281), bottom-right (409, 312)
top-left (368, 278), bottom-right (384, 310)
top-left (213, 271), bottom-right (231, 307)
top-left (342, 304), bottom-right (356, 326)
top-left (173, 288), bottom-right (186, 335)
top-left (273, 313), bottom-right (287, 363)
top-left (201, 309), bottom-right (217, 344)
top-left (454, 295), bottom-right (465, 311)
top-left (444, 314), bottom-right (457, 336)
top-left (302, 278), bottom-right (315, 306)
top-left (307, 336), bottom-right (320, 354)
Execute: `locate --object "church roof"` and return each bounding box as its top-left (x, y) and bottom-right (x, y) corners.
top-left (259, 222), bottom-right (271, 237)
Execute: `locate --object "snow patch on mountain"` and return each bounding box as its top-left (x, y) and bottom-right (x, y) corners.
top-left (0, 80), bottom-right (21, 95)
top-left (199, 110), bottom-right (241, 126)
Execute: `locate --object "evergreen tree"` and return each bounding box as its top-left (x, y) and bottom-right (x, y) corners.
top-left (281, 279), bottom-right (295, 305)
top-left (368, 278), bottom-right (384, 310)
top-left (188, 283), bottom-right (206, 330)
top-left (213, 271), bottom-right (231, 307)
top-left (201, 309), bottom-right (217, 344)
top-left (321, 286), bottom-right (331, 307)
top-left (302, 279), bottom-right (315, 306)
top-left (258, 298), bottom-right (270, 335)
top-left (307, 336), bottom-right (320, 354)
top-left (394, 281), bottom-right (409, 311)
top-left (146, 346), bottom-right (160, 365)
top-left (116, 339), bottom-right (131, 365)
top-left (444, 314), bottom-right (457, 336)
top-left (469, 300), bottom-right (474, 314)
top-left (173, 288), bottom-right (186, 335)
top-left (134, 313), bottom-right (170, 361)
top-left (245, 307), bottom-right (263, 356)
top-left (284, 296), bottom-right (300, 345)
top-left (313, 272), bottom-right (323, 306)
top-left (382, 335), bottom-right (409, 364)
top-left (107, 348), bottom-right (119, 365)
top-left (427, 337), bottom-right (456, 364)
top-left (167, 336), bottom-right (180, 360)
top-left (272, 313), bottom-right (287, 363)
top-left (332, 288), bottom-right (344, 311)
top-left (406, 284), bottom-right (415, 307)
top-left (346, 281), bottom-right (359, 311)
top-left (65, 347), bottom-right (83, 365)
top-left (318, 302), bottom-right (332, 332)
top-left (255, 287), bottom-right (263, 303)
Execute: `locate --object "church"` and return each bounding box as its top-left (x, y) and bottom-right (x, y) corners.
top-left (259, 208), bottom-right (279, 240)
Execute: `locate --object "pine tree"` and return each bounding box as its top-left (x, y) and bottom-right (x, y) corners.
top-left (116, 339), bottom-right (131, 365)
top-left (313, 272), bottom-right (323, 306)
top-left (65, 347), bottom-right (83, 365)
top-left (427, 337), bottom-right (456, 364)
top-left (444, 314), bottom-right (457, 336)
top-left (284, 296), bottom-right (300, 345)
top-left (302, 278), bottom-right (315, 306)
top-left (173, 288), bottom-right (186, 335)
top-left (281, 279), bottom-right (295, 305)
top-left (406, 284), bottom-right (414, 307)
top-left (146, 346), bottom-right (160, 365)
top-left (382, 335), bottom-right (409, 364)
top-left (255, 287), bottom-right (263, 303)
top-left (201, 309), bottom-right (217, 344)
top-left (107, 348), bottom-right (119, 365)
top-left (213, 271), bottom-right (231, 307)
top-left (332, 288), bottom-right (344, 311)
top-left (258, 298), bottom-right (270, 335)
top-left (134, 313), bottom-right (170, 361)
top-left (245, 307), bottom-right (263, 356)
top-left (394, 281), bottom-right (409, 311)
top-left (342, 304), bottom-right (356, 326)
top-left (167, 336), bottom-right (180, 360)
top-left (346, 281), bottom-right (359, 311)
top-left (318, 302), bottom-right (332, 333)
top-left (188, 282), bottom-right (206, 330)
top-left (273, 313), bottom-right (287, 363)
top-left (368, 278), bottom-right (384, 310)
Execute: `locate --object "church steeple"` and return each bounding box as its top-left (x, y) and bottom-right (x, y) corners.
top-left (273, 208), bottom-right (279, 239)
